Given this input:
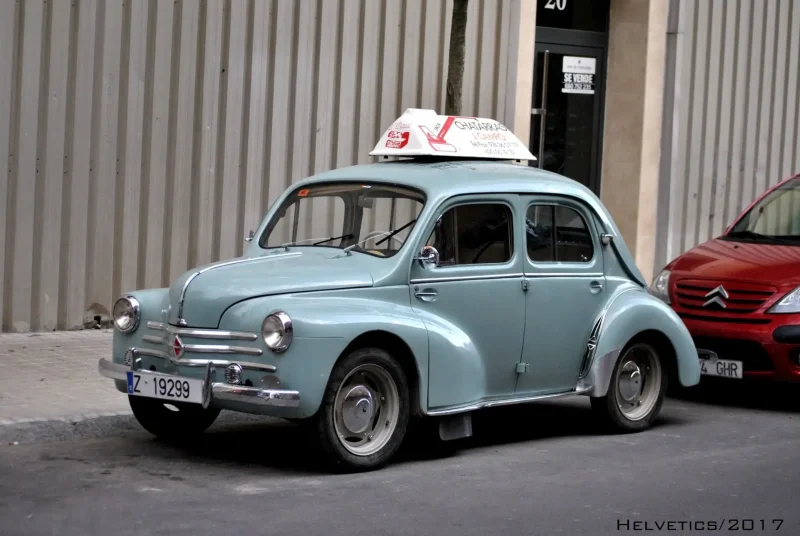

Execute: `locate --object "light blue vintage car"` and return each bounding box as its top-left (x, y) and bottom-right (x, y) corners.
top-left (99, 112), bottom-right (700, 471)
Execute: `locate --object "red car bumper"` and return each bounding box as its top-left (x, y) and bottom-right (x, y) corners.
top-left (679, 315), bottom-right (800, 382)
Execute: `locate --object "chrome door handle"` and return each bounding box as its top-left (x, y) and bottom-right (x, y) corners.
top-left (590, 281), bottom-right (604, 294)
top-left (414, 288), bottom-right (438, 302)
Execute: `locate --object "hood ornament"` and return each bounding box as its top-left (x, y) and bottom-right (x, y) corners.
top-left (703, 285), bottom-right (729, 308)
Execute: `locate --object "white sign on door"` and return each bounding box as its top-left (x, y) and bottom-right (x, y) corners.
top-left (562, 56), bottom-right (596, 95)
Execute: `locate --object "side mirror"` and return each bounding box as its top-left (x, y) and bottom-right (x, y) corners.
top-left (600, 233), bottom-right (614, 246)
top-left (415, 245), bottom-right (440, 269)
top-left (245, 230), bottom-right (255, 242)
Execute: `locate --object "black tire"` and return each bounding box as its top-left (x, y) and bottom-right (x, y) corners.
top-left (590, 339), bottom-right (668, 433)
top-left (313, 347), bottom-right (410, 472)
top-left (129, 396), bottom-right (221, 441)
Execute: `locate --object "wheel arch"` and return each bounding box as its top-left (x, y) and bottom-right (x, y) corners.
top-left (578, 289), bottom-right (701, 397)
top-left (337, 330), bottom-right (424, 417)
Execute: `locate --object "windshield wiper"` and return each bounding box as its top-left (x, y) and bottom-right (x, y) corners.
top-left (279, 233), bottom-right (354, 248)
top-left (725, 230), bottom-right (797, 244)
top-left (726, 230), bottom-right (766, 239)
top-left (313, 233), bottom-right (353, 245)
top-left (375, 218), bottom-right (418, 246)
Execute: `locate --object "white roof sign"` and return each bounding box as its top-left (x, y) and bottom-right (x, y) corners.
top-left (370, 108), bottom-right (536, 161)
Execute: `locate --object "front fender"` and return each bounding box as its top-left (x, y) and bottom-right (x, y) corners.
top-left (219, 287), bottom-right (429, 417)
top-left (578, 286), bottom-right (701, 397)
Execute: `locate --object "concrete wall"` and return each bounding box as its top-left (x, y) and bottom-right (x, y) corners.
top-left (0, 0), bottom-right (530, 332)
top-left (657, 0), bottom-right (800, 270)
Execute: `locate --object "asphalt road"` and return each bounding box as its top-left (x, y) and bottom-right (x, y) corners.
top-left (1, 380), bottom-right (798, 536)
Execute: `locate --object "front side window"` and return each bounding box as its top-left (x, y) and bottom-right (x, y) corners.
top-left (426, 203), bottom-right (513, 266)
top-left (259, 183), bottom-right (425, 257)
top-left (526, 204), bottom-right (594, 263)
top-left (725, 177), bottom-right (800, 244)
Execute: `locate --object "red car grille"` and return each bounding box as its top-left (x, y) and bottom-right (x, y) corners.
top-left (674, 279), bottom-right (776, 315)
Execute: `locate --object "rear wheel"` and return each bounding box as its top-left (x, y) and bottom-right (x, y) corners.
top-left (129, 396), bottom-right (221, 441)
top-left (313, 347), bottom-right (410, 472)
top-left (590, 340), bottom-right (667, 432)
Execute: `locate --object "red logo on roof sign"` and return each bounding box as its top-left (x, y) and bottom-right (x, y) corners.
top-left (385, 130), bottom-right (409, 149)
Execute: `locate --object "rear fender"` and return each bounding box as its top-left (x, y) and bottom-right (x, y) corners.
top-left (577, 286), bottom-right (701, 397)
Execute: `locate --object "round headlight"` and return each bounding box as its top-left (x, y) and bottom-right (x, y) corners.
top-left (113, 296), bottom-right (141, 333)
top-left (262, 312), bottom-right (293, 353)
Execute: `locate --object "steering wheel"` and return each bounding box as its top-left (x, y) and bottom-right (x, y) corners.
top-left (361, 230), bottom-right (405, 249)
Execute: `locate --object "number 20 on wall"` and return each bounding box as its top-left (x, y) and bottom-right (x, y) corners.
top-left (545, 0), bottom-right (567, 10)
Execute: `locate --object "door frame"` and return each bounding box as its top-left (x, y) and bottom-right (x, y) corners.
top-left (531, 40), bottom-right (608, 196)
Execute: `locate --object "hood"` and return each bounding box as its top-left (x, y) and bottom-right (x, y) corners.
top-left (167, 249), bottom-right (374, 328)
top-left (670, 238), bottom-right (800, 286)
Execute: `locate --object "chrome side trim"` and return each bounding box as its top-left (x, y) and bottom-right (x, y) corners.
top-left (410, 273), bottom-right (524, 284)
top-left (526, 272), bottom-right (604, 278)
top-left (124, 348), bottom-right (276, 372)
top-left (410, 272), bottom-right (604, 284)
top-left (146, 321), bottom-right (259, 341)
top-left (425, 389), bottom-right (582, 416)
top-left (176, 253), bottom-right (302, 325)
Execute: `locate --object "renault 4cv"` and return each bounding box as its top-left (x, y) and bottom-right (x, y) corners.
top-left (99, 109), bottom-right (700, 471)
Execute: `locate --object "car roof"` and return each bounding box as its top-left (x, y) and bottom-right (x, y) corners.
top-left (285, 158), bottom-right (647, 287)
top-left (297, 159), bottom-right (596, 201)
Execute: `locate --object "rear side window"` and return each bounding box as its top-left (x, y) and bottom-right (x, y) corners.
top-left (526, 204), bottom-right (594, 263)
top-left (427, 203), bottom-right (513, 266)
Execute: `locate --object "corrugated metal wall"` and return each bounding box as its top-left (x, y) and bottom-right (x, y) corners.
top-left (0, 0), bottom-right (523, 332)
top-left (657, 0), bottom-right (800, 269)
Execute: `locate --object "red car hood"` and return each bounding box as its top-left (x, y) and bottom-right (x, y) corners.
top-left (670, 238), bottom-right (800, 286)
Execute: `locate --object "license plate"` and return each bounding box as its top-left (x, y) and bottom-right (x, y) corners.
top-left (126, 371), bottom-right (204, 404)
top-left (698, 356), bottom-right (743, 379)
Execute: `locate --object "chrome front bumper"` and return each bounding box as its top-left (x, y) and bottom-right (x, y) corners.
top-left (98, 357), bottom-right (301, 409)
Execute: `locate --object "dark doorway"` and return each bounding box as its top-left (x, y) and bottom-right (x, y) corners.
top-left (530, 44), bottom-right (605, 193)
top-left (531, 0), bottom-right (609, 195)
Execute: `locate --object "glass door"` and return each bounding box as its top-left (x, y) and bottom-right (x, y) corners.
top-left (530, 43), bottom-right (605, 193)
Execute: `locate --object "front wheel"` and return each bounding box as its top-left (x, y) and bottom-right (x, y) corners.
top-left (590, 340), bottom-right (667, 432)
top-left (129, 396), bottom-right (221, 441)
top-left (312, 347), bottom-right (410, 472)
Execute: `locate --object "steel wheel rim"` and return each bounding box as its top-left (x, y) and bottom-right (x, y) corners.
top-left (615, 343), bottom-right (662, 421)
top-left (333, 364), bottom-right (400, 456)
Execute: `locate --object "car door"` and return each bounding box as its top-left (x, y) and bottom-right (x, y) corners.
top-left (515, 195), bottom-right (606, 395)
top-left (409, 194), bottom-right (526, 410)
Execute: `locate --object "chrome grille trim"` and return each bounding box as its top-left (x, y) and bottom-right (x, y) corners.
top-left (146, 321), bottom-right (258, 341)
top-left (125, 347), bottom-right (276, 372)
top-left (183, 344), bottom-right (262, 356)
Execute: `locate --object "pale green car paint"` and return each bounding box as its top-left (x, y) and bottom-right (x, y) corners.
top-left (111, 160), bottom-right (700, 419)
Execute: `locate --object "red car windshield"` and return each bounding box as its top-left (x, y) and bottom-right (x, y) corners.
top-left (724, 177), bottom-right (800, 243)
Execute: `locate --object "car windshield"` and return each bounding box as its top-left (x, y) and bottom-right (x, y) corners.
top-left (724, 177), bottom-right (800, 244)
top-left (258, 182), bottom-right (425, 257)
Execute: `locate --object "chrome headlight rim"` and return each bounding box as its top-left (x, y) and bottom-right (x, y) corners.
top-left (262, 311), bottom-right (293, 353)
top-left (113, 295), bottom-right (141, 333)
top-left (768, 286), bottom-right (800, 314)
top-left (649, 269), bottom-right (671, 304)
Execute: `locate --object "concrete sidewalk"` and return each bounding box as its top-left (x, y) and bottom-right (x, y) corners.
top-left (0, 330), bottom-right (131, 425)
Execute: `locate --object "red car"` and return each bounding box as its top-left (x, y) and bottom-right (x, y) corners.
top-left (650, 173), bottom-right (800, 382)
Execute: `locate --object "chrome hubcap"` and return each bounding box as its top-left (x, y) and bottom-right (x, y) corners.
top-left (333, 364), bottom-right (399, 456)
top-left (340, 385), bottom-right (374, 434)
top-left (615, 343), bottom-right (662, 421)
top-left (618, 361), bottom-right (642, 402)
